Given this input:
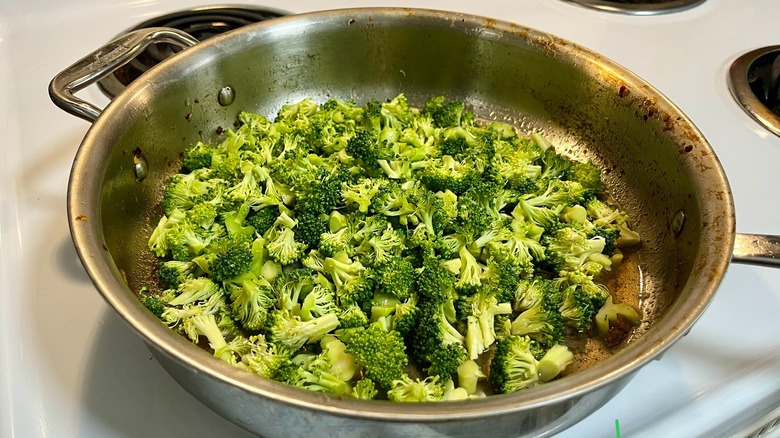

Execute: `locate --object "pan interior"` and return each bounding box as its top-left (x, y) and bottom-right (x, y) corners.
top-left (78, 9), bottom-right (731, 416)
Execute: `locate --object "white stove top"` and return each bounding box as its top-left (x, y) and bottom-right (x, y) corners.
top-left (3, 1), bottom-right (780, 437)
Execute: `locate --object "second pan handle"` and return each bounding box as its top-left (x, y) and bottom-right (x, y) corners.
top-left (48, 27), bottom-right (198, 123)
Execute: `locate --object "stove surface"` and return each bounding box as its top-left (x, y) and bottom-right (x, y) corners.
top-left (3, 1), bottom-right (780, 437)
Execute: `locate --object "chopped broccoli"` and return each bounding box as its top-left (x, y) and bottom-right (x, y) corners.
top-left (145, 94), bottom-right (639, 402)
top-left (345, 323), bottom-right (408, 389)
top-left (387, 375), bottom-right (445, 402)
top-left (489, 335), bottom-right (540, 394)
top-left (537, 344), bottom-right (574, 382)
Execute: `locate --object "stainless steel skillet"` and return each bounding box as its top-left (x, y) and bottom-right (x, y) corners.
top-left (49, 8), bottom-right (780, 438)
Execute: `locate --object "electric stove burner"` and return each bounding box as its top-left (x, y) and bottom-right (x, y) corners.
top-left (97, 5), bottom-right (287, 99)
top-left (728, 46), bottom-right (780, 138)
top-left (560, 0), bottom-right (707, 15)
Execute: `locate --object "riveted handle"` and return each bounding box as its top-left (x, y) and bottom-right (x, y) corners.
top-left (732, 233), bottom-right (780, 267)
top-left (49, 27), bottom-right (198, 123)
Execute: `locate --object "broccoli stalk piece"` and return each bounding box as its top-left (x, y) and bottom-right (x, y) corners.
top-left (594, 296), bottom-right (640, 338)
top-left (387, 375), bottom-right (445, 402)
top-left (537, 344), bottom-right (574, 382)
top-left (457, 359), bottom-right (486, 396)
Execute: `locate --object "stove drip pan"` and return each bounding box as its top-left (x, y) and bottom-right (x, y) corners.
top-left (560, 0), bottom-right (707, 15)
top-left (729, 46), bottom-right (780, 138)
top-left (97, 5), bottom-right (287, 99)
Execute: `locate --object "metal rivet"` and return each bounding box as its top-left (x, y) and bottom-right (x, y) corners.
top-left (671, 210), bottom-right (685, 236)
top-left (218, 86), bottom-right (235, 106)
top-left (132, 149), bottom-right (148, 182)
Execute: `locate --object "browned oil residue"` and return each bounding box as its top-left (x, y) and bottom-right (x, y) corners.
top-left (75, 215), bottom-right (88, 221)
top-left (562, 250), bottom-right (642, 376)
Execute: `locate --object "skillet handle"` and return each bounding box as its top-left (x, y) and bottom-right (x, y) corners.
top-left (49, 27), bottom-right (198, 123)
top-left (732, 233), bottom-right (780, 267)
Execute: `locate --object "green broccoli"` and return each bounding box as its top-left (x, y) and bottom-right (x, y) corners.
top-left (489, 335), bottom-right (540, 394)
top-left (387, 375), bottom-right (445, 402)
top-left (145, 93), bottom-right (639, 403)
top-left (345, 323), bottom-right (408, 389)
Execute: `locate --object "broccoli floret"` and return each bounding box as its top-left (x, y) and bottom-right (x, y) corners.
top-left (157, 260), bottom-right (198, 289)
top-left (227, 277), bottom-right (275, 331)
top-left (489, 335), bottom-right (539, 394)
top-left (510, 290), bottom-right (564, 346)
top-left (241, 334), bottom-right (296, 382)
top-left (542, 227), bottom-right (607, 272)
top-left (537, 148), bottom-right (571, 180)
top-left (372, 255), bottom-right (415, 300)
top-left (345, 323), bottom-right (408, 389)
top-left (161, 172), bottom-right (211, 215)
top-left (138, 286), bottom-right (165, 318)
top-left (426, 342), bottom-right (468, 382)
top-left (387, 375), bottom-right (445, 402)
top-left (209, 242), bottom-right (253, 282)
top-left (565, 159), bottom-right (603, 192)
top-left (182, 141), bottom-right (216, 171)
top-left (270, 309), bottom-right (340, 350)
top-left (318, 227), bottom-right (354, 258)
top-left (389, 293), bottom-right (420, 337)
top-left (423, 96), bottom-right (468, 129)
top-left (463, 289), bottom-right (513, 360)
top-left (294, 207), bottom-right (327, 248)
top-left (559, 285), bottom-right (596, 331)
top-left (266, 227), bottom-right (306, 266)
top-left (410, 188), bottom-right (448, 237)
top-left (380, 93), bottom-right (413, 130)
top-left (338, 304), bottom-right (369, 329)
top-left (420, 156), bottom-right (478, 196)
top-left (410, 299), bottom-right (465, 368)
top-left (415, 249), bottom-right (457, 304)
top-left (273, 268), bottom-right (316, 311)
top-left (167, 277), bottom-right (222, 307)
top-left (289, 336), bottom-right (357, 396)
top-left (346, 129), bottom-right (386, 170)
top-left (246, 205), bottom-right (280, 236)
top-left (322, 252), bottom-right (374, 306)
top-left (555, 269), bottom-right (610, 308)
top-left (351, 378), bottom-right (379, 400)
top-left (300, 284), bottom-right (338, 321)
